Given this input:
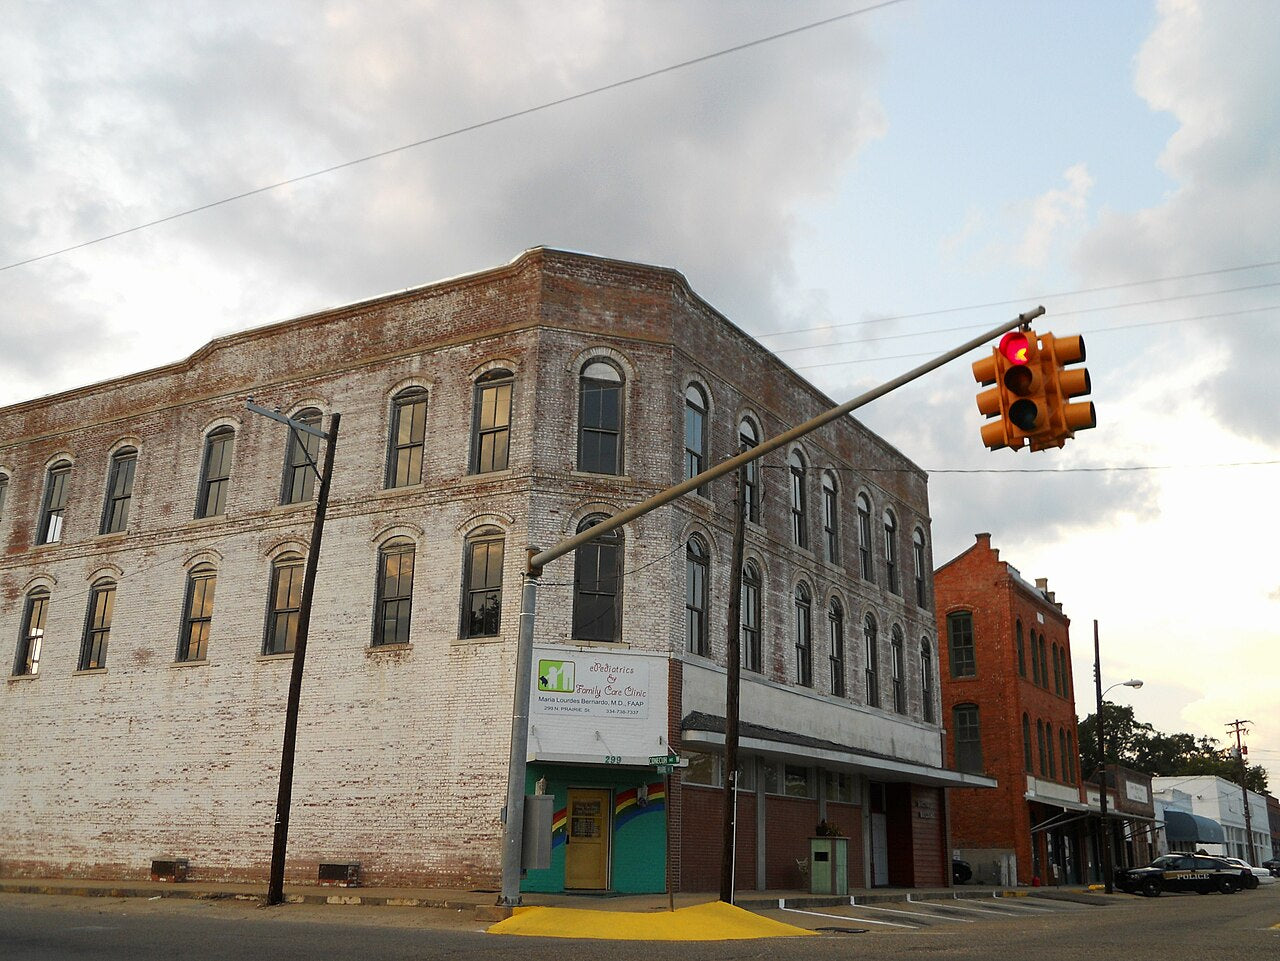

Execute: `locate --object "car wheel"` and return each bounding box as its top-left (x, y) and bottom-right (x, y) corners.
top-left (1196, 888), bottom-right (1210, 894)
top-left (1141, 879), bottom-right (1161, 898)
top-left (1216, 877), bottom-right (1237, 895)
top-left (1245, 877), bottom-right (1258, 890)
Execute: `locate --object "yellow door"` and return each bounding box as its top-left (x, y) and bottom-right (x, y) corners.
top-left (564, 789), bottom-right (611, 890)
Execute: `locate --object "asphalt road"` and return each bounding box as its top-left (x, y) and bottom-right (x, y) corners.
top-left (2, 886), bottom-right (1277, 960)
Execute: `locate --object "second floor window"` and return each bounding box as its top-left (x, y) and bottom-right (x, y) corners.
top-left (14, 588), bottom-right (49, 676)
top-left (196, 428), bottom-right (234, 518)
top-left (178, 566), bottom-right (216, 662)
top-left (788, 450), bottom-right (807, 548)
top-left (282, 409), bottom-right (322, 504)
top-left (578, 361), bottom-right (623, 474)
top-left (78, 580), bottom-right (115, 671)
top-left (387, 388), bottom-right (428, 488)
top-left (883, 509), bottom-right (899, 594)
top-left (573, 516), bottom-right (622, 642)
top-left (264, 553), bottom-right (304, 655)
top-left (462, 528), bottom-right (504, 638)
top-left (0, 472), bottom-right (8, 519)
top-left (39, 460), bottom-right (72, 543)
top-left (948, 611), bottom-right (976, 677)
top-left (739, 418), bottom-right (761, 523)
top-left (473, 370), bottom-right (513, 474)
top-left (741, 560), bottom-right (762, 673)
top-left (954, 704), bottom-right (983, 773)
top-left (684, 385), bottom-right (707, 484)
top-left (828, 598), bottom-right (845, 697)
top-left (375, 541), bottom-right (416, 646)
top-left (856, 493), bottom-right (873, 580)
top-left (822, 472), bottom-right (839, 565)
top-left (685, 537), bottom-right (709, 656)
top-left (864, 613), bottom-right (880, 707)
top-left (794, 583), bottom-right (812, 687)
top-left (1023, 714), bottom-right (1034, 772)
top-left (921, 640), bottom-right (935, 723)
top-left (102, 448), bottom-right (137, 533)
top-left (1016, 620), bottom-right (1026, 676)
top-left (891, 625), bottom-right (906, 713)
top-left (1037, 719), bottom-right (1048, 775)
top-left (912, 528), bottom-right (927, 606)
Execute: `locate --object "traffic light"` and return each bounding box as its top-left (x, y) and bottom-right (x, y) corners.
top-left (1033, 334), bottom-right (1096, 452)
top-left (972, 330), bottom-right (1048, 451)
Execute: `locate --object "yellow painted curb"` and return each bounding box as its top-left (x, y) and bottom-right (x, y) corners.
top-left (487, 900), bottom-right (818, 940)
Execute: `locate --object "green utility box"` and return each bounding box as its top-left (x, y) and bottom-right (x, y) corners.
top-left (809, 836), bottom-right (849, 895)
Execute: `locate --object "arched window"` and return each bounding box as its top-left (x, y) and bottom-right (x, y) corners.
top-left (828, 597), bottom-right (845, 697)
top-left (1016, 620), bottom-right (1026, 677)
top-left (0, 471), bottom-right (9, 520)
top-left (912, 528), bottom-right (927, 607)
top-left (462, 528), bottom-right (503, 638)
top-left (472, 369), bottom-right (513, 474)
top-left (741, 560), bottom-right (762, 672)
top-left (685, 536), bottom-right (709, 655)
top-left (282, 409), bottom-right (322, 505)
top-left (794, 582), bottom-right (812, 687)
top-left (684, 385), bottom-right (707, 484)
top-left (78, 579), bottom-right (116, 671)
top-left (375, 540), bottom-right (416, 645)
top-left (578, 361), bottom-right (623, 475)
top-left (788, 450), bottom-right (808, 548)
top-left (822, 472), bottom-right (840, 565)
top-left (264, 553), bottom-right (304, 654)
top-left (891, 625), bottom-right (906, 714)
top-left (573, 515), bottom-right (622, 641)
top-left (178, 565), bottom-right (216, 662)
top-left (387, 387), bottom-right (428, 488)
top-left (1037, 719), bottom-right (1048, 775)
top-left (947, 611), bottom-right (976, 677)
top-left (1052, 644), bottom-right (1063, 695)
top-left (864, 613), bottom-right (880, 707)
top-left (739, 418), bottom-right (761, 523)
top-left (953, 704), bottom-right (983, 773)
top-left (1059, 728), bottom-right (1069, 782)
top-left (102, 447), bottom-right (138, 532)
top-left (14, 588), bottom-right (50, 676)
top-left (920, 639), bottom-right (935, 723)
top-left (856, 494), bottom-right (873, 580)
top-left (196, 428), bottom-right (234, 519)
top-left (1023, 714), bottom-right (1034, 772)
top-left (883, 509), bottom-right (899, 594)
top-left (39, 460), bottom-right (72, 542)
top-left (1047, 723), bottom-right (1057, 779)
top-left (1038, 634), bottom-right (1049, 689)
top-left (1031, 630), bottom-right (1042, 685)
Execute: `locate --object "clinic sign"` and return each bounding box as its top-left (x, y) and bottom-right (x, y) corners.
top-left (535, 653), bottom-right (650, 718)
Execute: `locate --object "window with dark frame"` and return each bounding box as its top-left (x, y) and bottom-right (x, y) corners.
top-left (472, 371), bottom-right (513, 474)
top-left (953, 703), bottom-right (983, 773)
top-left (1038, 634), bottom-right (1049, 689)
top-left (264, 554), bottom-right (304, 655)
top-left (828, 597), bottom-right (845, 697)
top-left (578, 361), bottom-right (623, 475)
top-left (1031, 629), bottom-right (1042, 685)
top-left (178, 566), bottom-right (216, 662)
top-left (741, 560), bottom-right (762, 672)
top-left (856, 493), bottom-right (873, 579)
top-left (921, 639), bottom-right (935, 723)
top-left (1052, 644), bottom-right (1061, 695)
top-left (462, 528), bottom-right (503, 638)
top-left (0, 472), bottom-right (8, 519)
top-left (684, 385), bottom-right (707, 484)
top-left (864, 612), bottom-right (880, 707)
top-left (947, 610), bottom-right (976, 677)
top-left (912, 528), bottom-right (927, 606)
top-left (794, 583), bottom-right (812, 687)
top-left (882, 509), bottom-right (899, 594)
top-left (685, 536), bottom-right (709, 655)
top-left (39, 460), bottom-right (71, 543)
top-left (386, 388), bottom-right (428, 489)
top-left (281, 408), bottom-right (321, 504)
top-left (822, 472), bottom-right (839, 565)
top-left (374, 541), bottom-right (416, 646)
top-left (891, 625), bottom-right (906, 713)
top-left (739, 419), bottom-right (761, 523)
top-left (1037, 719), bottom-right (1047, 775)
top-left (14, 588), bottom-right (49, 676)
top-left (1023, 714), bottom-right (1034, 772)
top-left (196, 428), bottom-right (234, 518)
top-left (1059, 728), bottom-right (1069, 782)
top-left (100, 448), bottom-right (138, 533)
top-left (1016, 620), bottom-right (1026, 676)
top-left (78, 580), bottom-right (115, 671)
top-left (1047, 723), bottom-right (1057, 779)
top-left (572, 516), bottom-right (622, 642)
top-left (788, 450), bottom-right (807, 548)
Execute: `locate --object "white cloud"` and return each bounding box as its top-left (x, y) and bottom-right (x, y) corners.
top-left (1016, 163), bottom-right (1093, 268)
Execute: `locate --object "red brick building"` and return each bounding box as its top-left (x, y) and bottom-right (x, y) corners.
top-left (934, 534), bottom-right (1089, 885)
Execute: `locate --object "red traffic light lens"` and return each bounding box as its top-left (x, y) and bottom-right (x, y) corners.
top-left (999, 332), bottom-right (1030, 365)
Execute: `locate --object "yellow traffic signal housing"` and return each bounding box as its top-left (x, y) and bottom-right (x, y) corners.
top-left (972, 330), bottom-right (1049, 451)
top-left (1031, 333), bottom-right (1096, 452)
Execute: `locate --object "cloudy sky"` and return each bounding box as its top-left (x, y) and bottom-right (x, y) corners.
top-left (3, 1), bottom-right (1277, 788)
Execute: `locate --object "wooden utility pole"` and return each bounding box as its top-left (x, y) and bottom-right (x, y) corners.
top-left (1227, 719), bottom-right (1257, 866)
top-left (719, 466), bottom-right (747, 903)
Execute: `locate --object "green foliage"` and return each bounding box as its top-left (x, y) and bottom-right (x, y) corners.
top-left (1078, 702), bottom-right (1269, 794)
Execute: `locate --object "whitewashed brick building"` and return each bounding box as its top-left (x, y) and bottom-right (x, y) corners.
top-left (0, 249), bottom-right (989, 892)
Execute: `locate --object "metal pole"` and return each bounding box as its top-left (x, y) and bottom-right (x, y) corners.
top-left (719, 466), bottom-right (746, 903)
top-left (266, 412), bottom-right (340, 906)
top-left (1094, 620), bottom-right (1113, 894)
top-left (497, 565), bottom-right (541, 907)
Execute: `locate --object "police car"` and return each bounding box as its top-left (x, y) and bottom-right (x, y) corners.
top-left (1115, 853), bottom-right (1251, 896)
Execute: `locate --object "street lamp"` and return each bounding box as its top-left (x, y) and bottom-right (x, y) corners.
top-left (1094, 619), bottom-right (1143, 894)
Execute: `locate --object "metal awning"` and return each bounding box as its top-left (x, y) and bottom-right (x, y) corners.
top-left (1163, 810), bottom-right (1225, 844)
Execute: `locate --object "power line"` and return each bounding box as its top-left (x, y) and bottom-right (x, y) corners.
top-left (755, 258), bottom-right (1280, 341)
top-left (764, 460), bottom-right (1280, 475)
top-left (0, 0), bottom-right (908, 274)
